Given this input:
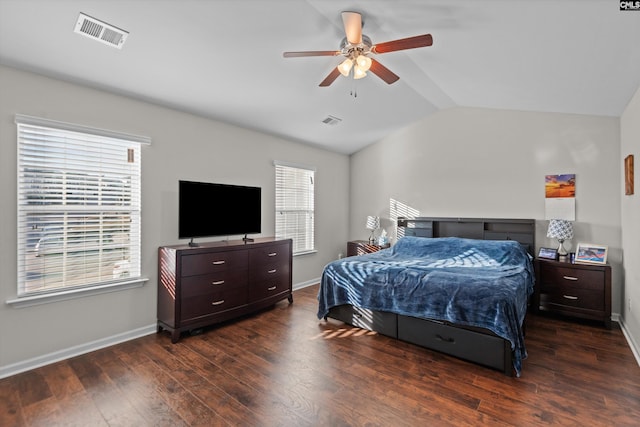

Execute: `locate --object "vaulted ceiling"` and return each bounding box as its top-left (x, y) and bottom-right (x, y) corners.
top-left (1, 0), bottom-right (639, 154)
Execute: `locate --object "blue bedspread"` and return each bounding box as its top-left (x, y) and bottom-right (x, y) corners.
top-left (317, 236), bottom-right (535, 375)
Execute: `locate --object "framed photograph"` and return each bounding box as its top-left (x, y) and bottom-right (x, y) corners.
top-left (575, 243), bottom-right (608, 265)
top-left (625, 154), bottom-right (634, 195)
top-left (538, 247), bottom-right (558, 260)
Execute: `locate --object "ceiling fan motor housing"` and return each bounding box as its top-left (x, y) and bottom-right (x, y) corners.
top-left (340, 35), bottom-right (372, 59)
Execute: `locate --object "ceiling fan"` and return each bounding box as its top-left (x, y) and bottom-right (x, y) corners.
top-left (283, 11), bottom-right (433, 87)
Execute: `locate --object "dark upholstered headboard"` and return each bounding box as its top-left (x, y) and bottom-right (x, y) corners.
top-left (397, 217), bottom-right (536, 257)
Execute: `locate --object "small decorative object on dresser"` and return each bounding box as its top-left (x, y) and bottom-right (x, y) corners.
top-left (534, 258), bottom-right (611, 329)
top-left (574, 243), bottom-right (608, 265)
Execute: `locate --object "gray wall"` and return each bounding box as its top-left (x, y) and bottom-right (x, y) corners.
top-left (0, 65), bottom-right (349, 375)
top-left (621, 85), bottom-right (640, 358)
top-left (350, 107), bottom-right (623, 316)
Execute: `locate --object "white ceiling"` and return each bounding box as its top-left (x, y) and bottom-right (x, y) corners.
top-left (1, 0), bottom-right (639, 155)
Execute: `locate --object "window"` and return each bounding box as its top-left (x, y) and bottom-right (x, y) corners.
top-left (15, 115), bottom-right (149, 301)
top-left (274, 161), bottom-right (315, 255)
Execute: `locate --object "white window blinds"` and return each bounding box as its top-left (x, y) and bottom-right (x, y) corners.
top-left (275, 162), bottom-right (315, 255)
top-left (16, 115), bottom-right (148, 297)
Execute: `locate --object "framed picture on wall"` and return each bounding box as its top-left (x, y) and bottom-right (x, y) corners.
top-left (625, 154), bottom-right (634, 195)
top-left (575, 243), bottom-right (608, 265)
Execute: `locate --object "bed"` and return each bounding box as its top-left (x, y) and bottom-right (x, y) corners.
top-left (318, 217), bottom-right (535, 376)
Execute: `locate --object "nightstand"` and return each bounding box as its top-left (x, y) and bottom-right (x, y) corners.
top-left (347, 240), bottom-right (390, 257)
top-left (533, 258), bottom-right (611, 329)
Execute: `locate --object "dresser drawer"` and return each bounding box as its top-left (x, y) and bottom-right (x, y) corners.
top-left (250, 262), bottom-right (290, 283)
top-left (249, 242), bottom-right (290, 267)
top-left (181, 269), bottom-right (248, 298)
top-left (181, 249), bottom-right (248, 276)
top-left (539, 285), bottom-right (603, 311)
top-left (181, 287), bottom-right (247, 320)
top-left (539, 265), bottom-right (604, 291)
top-left (250, 276), bottom-right (290, 302)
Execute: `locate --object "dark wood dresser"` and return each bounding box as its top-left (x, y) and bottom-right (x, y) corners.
top-left (533, 258), bottom-right (611, 329)
top-left (157, 237), bottom-right (292, 342)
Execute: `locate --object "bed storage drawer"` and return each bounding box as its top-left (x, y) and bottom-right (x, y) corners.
top-left (327, 305), bottom-right (397, 338)
top-left (398, 316), bottom-right (508, 372)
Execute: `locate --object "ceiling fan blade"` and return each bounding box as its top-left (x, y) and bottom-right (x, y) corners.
top-left (319, 67), bottom-right (341, 87)
top-left (372, 34), bottom-right (433, 54)
top-left (341, 11), bottom-right (362, 44)
top-left (369, 58), bottom-right (400, 85)
top-left (283, 51), bottom-right (340, 58)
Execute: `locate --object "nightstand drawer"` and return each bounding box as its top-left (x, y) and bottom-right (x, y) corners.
top-left (539, 285), bottom-right (603, 311)
top-left (347, 240), bottom-right (390, 257)
top-left (539, 265), bottom-right (604, 291)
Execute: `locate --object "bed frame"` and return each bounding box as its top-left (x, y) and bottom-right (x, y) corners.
top-left (326, 217), bottom-right (535, 376)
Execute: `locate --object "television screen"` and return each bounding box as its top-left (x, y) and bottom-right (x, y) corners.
top-left (178, 180), bottom-right (261, 241)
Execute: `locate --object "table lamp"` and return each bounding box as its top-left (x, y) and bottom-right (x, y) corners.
top-left (546, 219), bottom-right (573, 257)
top-left (366, 216), bottom-right (380, 244)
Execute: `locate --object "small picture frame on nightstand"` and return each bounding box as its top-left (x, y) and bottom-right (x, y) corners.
top-left (538, 247), bottom-right (558, 260)
top-left (575, 243), bottom-right (608, 265)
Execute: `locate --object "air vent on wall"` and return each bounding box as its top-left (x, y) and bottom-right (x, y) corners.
top-left (74, 13), bottom-right (128, 49)
top-left (322, 115), bottom-right (342, 126)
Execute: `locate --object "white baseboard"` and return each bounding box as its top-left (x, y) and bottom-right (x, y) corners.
top-left (618, 317), bottom-right (640, 367)
top-left (293, 278), bottom-right (320, 291)
top-left (0, 324), bottom-right (157, 379)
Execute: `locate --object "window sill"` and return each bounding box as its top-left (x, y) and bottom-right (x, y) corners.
top-left (5, 277), bottom-right (149, 309)
top-left (293, 249), bottom-right (317, 257)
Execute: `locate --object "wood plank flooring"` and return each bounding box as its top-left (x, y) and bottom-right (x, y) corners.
top-left (1, 284), bottom-right (639, 426)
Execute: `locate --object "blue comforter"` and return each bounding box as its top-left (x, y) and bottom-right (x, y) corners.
top-left (317, 236), bottom-right (535, 375)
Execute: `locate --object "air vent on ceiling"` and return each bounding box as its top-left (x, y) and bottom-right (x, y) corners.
top-left (322, 115), bottom-right (342, 126)
top-left (74, 13), bottom-right (128, 49)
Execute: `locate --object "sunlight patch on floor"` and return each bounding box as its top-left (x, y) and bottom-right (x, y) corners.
top-left (310, 327), bottom-right (378, 340)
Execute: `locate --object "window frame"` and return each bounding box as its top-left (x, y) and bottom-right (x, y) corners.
top-left (8, 114), bottom-right (149, 308)
top-left (274, 161), bottom-right (316, 256)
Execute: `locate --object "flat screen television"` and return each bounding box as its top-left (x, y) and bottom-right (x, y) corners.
top-left (179, 180), bottom-right (261, 246)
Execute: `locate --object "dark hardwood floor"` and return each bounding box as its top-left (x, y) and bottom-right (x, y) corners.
top-left (1, 284), bottom-right (639, 426)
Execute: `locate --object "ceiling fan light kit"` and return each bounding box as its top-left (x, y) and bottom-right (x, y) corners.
top-left (283, 11), bottom-right (433, 87)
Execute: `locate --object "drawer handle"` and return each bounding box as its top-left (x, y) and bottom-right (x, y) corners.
top-left (435, 334), bottom-right (455, 344)
top-left (267, 286), bottom-right (277, 291)
top-left (211, 280), bottom-right (225, 285)
top-left (563, 276), bottom-right (578, 281)
top-left (268, 252), bottom-right (277, 257)
top-left (563, 295), bottom-right (579, 300)
top-left (268, 269), bottom-right (277, 274)
top-left (212, 260), bottom-right (226, 265)
top-left (211, 300), bottom-right (225, 306)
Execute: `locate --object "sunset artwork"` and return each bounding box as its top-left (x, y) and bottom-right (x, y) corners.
top-left (545, 174), bottom-right (576, 198)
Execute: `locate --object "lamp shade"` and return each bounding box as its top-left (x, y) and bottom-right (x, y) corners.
top-left (546, 219), bottom-right (573, 240)
top-left (338, 58), bottom-right (353, 76)
top-left (366, 216), bottom-right (380, 231)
